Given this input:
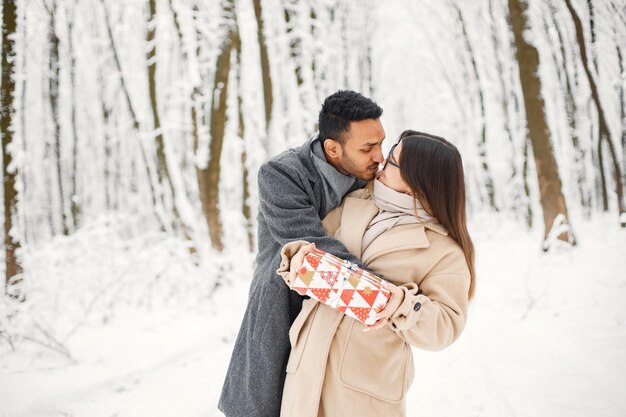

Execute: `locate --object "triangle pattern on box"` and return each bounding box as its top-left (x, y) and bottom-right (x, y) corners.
top-left (357, 286), bottom-right (378, 307)
top-left (349, 306), bottom-right (371, 323)
top-left (310, 288), bottom-right (331, 303)
top-left (305, 254), bottom-right (321, 270)
top-left (340, 289), bottom-right (356, 306)
top-left (348, 274), bottom-right (360, 289)
top-left (298, 271), bottom-right (315, 287)
top-left (320, 270), bottom-right (339, 287)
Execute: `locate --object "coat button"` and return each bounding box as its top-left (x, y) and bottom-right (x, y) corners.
top-left (413, 302), bottom-right (422, 312)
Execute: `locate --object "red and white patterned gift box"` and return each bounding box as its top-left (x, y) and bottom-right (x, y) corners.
top-left (292, 248), bottom-right (392, 325)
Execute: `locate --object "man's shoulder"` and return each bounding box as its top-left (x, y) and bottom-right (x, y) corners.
top-left (261, 141), bottom-right (312, 171)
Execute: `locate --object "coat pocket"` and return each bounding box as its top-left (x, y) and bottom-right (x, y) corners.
top-left (338, 320), bottom-right (412, 403)
top-left (286, 300), bottom-right (318, 373)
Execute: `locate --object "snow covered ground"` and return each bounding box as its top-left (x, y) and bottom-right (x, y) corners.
top-left (1, 214), bottom-right (625, 417)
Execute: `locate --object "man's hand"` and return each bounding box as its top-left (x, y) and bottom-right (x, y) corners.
top-left (364, 281), bottom-right (404, 331)
top-left (288, 243), bottom-right (317, 286)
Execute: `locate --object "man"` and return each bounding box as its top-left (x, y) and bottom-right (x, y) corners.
top-left (218, 90), bottom-right (385, 417)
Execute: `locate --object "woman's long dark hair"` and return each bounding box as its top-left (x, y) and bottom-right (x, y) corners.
top-left (397, 130), bottom-right (476, 299)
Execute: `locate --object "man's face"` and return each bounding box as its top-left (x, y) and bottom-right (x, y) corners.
top-left (336, 118), bottom-right (386, 181)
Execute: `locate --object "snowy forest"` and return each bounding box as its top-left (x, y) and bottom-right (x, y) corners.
top-left (1, 0), bottom-right (625, 416)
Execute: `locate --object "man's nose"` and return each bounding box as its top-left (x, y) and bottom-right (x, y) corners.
top-left (373, 149), bottom-right (384, 164)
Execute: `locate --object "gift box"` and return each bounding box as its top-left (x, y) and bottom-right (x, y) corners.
top-left (291, 248), bottom-right (391, 325)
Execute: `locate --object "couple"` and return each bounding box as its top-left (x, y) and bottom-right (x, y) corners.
top-left (219, 90), bottom-right (475, 417)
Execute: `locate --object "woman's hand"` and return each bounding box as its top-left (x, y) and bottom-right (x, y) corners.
top-left (364, 281), bottom-right (404, 331)
top-left (288, 243), bottom-right (316, 286)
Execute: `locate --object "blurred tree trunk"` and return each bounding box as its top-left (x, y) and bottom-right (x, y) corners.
top-left (619, 44), bottom-right (626, 198)
top-left (253, 0), bottom-right (272, 151)
top-left (147, 0), bottom-right (182, 234)
top-left (547, 2), bottom-right (590, 212)
top-left (453, 2), bottom-right (498, 212)
top-left (508, 0), bottom-right (574, 246)
top-left (488, 0), bottom-right (527, 219)
top-left (522, 137), bottom-right (533, 228)
top-left (197, 0), bottom-right (237, 252)
top-left (283, 2), bottom-right (303, 88)
top-left (19, 5), bottom-right (29, 245)
top-left (93, 6), bottom-right (113, 211)
top-left (586, 0), bottom-right (598, 71)
top-left (48, 1), bottom-right (69, 236)
top-left (564, 0), bottom-right (625, 225)
top-left (2, 0), bottom-right (24, 300)
top-left (67, 0), bottom-right (80, 229)
top-left (309, 8), bottom-right (320, 99)
top-left (100, 0), bottom-right (164, 228)
top-left (235, 36), bottom-right (254, 252)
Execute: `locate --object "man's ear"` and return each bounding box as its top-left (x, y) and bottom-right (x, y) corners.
top-left (323, 138), bottom-right (342, 159)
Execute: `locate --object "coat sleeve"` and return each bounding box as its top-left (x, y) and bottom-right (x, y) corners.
top-left (258, 158), bottom-right (366, 270)
top-left (386, 247), bottom-right (471, 351)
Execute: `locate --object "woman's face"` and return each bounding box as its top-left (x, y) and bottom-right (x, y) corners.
top-left (377, 140), bottom-right (412, 194)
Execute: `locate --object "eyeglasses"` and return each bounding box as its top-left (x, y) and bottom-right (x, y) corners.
top-left (382, 143), bottom-right (400, 170)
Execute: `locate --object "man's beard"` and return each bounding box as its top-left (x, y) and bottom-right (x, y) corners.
top-left (341, 152), bottom-right (379, 181)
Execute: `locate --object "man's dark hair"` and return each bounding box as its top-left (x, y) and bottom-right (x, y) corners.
top-left (318, 90), bottom-right (383, 144)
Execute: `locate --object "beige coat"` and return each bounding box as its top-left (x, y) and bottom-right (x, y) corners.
top-left (277, 188), bottom-right (471, 417)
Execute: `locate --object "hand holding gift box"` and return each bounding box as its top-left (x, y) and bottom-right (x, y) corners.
top-left (289, 247), bottom-right (392, 326)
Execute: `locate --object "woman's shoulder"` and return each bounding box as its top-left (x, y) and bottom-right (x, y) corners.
top-left (423, 229), bottom-right (470, 275)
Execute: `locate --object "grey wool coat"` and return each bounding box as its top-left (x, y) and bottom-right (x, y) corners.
top-left (218, 138), bottom-right (367, 417)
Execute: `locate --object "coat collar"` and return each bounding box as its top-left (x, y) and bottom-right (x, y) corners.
top-left (340, 195), bottom-right (448, 264)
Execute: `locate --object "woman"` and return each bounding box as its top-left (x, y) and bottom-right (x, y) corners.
top-left (276, 130), bottom-right (475, 417)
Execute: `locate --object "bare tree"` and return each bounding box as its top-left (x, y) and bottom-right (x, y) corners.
top-left (99, 0), bottom-right (166, 229)
top-left (564, 0), bottom-right (625, 226)
top-left (253, 0), bottom-right (273, 152)
top-left (46, 0), bottom-right (70, 236)
top-left (487, 0), bottom-right (530, 221)
top-left (147, 0), bottom-right (184, 233)
top-left (67, 0), bottom-right (80, 229)
top-left (508, 0), bottom-right (575, 246)
top-left (618, 44), bottom-right (626, 194)
top-left (235, 35), bottom-right (254, 252)
top-left (2, 0), bottom-right (24, 300)
top-left (197, 0), bottom-right (238, 252)
top-left (452, 1), bottom-right (498, 212)
top-left (545, 0), bottom-right (591, 213)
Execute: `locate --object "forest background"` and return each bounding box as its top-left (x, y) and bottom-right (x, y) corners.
top-left (1, 0), bottom-right (625, 416)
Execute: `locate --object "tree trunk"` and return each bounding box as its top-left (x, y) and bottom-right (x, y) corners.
top-left (253, 0), bottom-right (273, 150)
top-left (19, 7), bottom-right (29, 246)
top-left (522, 137), bottom-right (533, 228)
top-left (564, 0), bottom-right (625, 224)
top-left (2, 0), bottom-right (24, 300)
top-left (616, 44), bottom-right (626, 224)
top-left (147, 0), bottom-right (185, 235)
top-left (547, 2), bottom-right (590, 212)
top-left (100, 0), bottom-right (164, 227)
top-left (453, 2), bottom-right (498, 212)
top-left (586, 0), bottom-right (598, 72)
top-left (67, 0), bottom-right (80, 229)
top-left (235, 34), bottom-right (254, 252)
top-left (197, 0), bottom-right (237, 252)
top-left (283, 2), bottom-right (303, 88)
top-left (48, 1), bottom-right (69, 236)
top-left (488, 0), bottom-right (526, 216)
top-left (508, 0), bottom-right (574, 246)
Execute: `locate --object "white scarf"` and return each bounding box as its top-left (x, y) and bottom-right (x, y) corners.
top-left (361, 180), bottom-right (436, 252)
